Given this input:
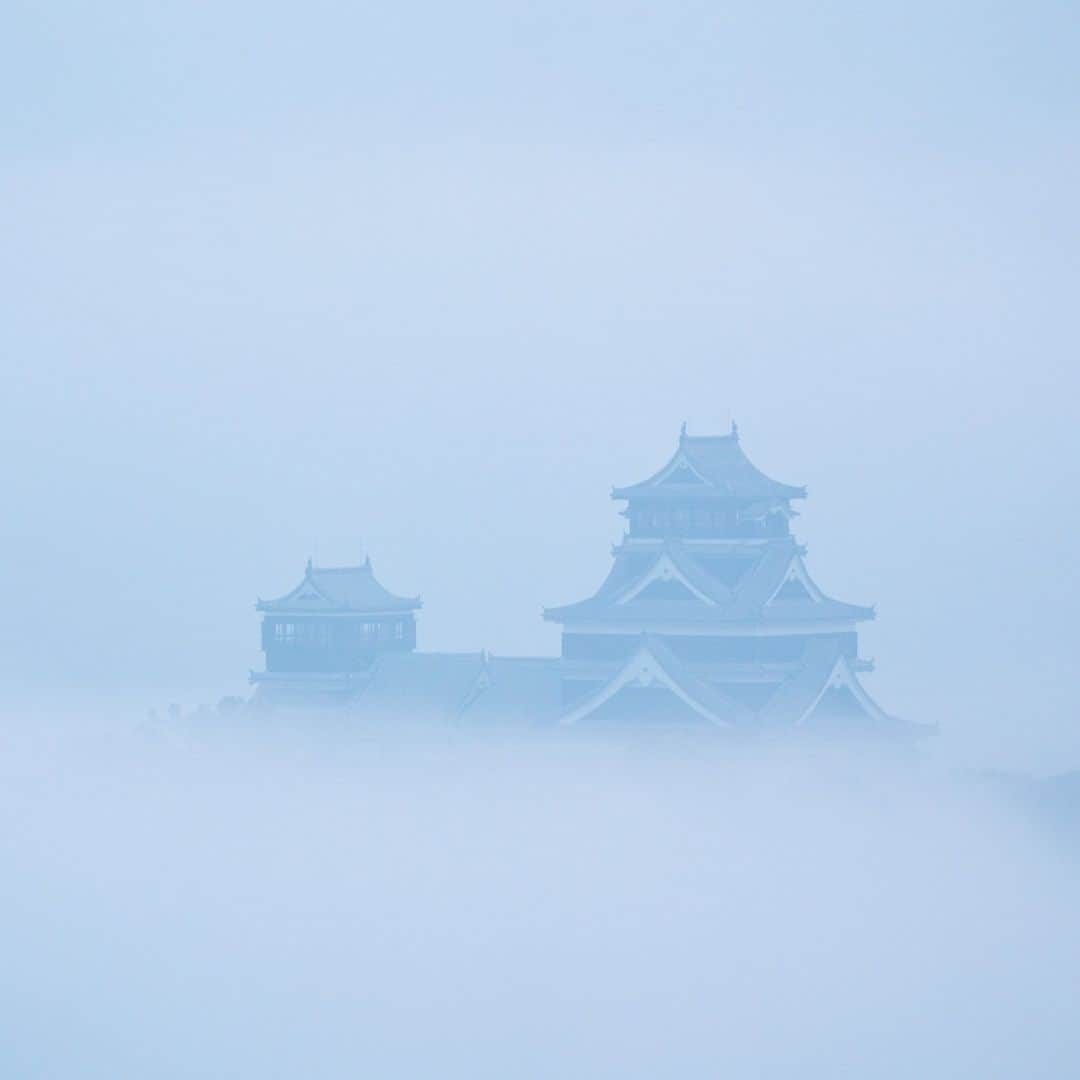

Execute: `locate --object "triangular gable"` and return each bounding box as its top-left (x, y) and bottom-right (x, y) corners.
top-left (569, 685), bottom-right (718, 726)
top-left (794, 655), bottom-right (894, 728)
top-left (560, 640), bottom-right (745, 727)
top-left (616, 553), bottom-right (717, 606)
top-left (612, 431), bottom-right (806, 502)
top-left (659, 464), bottom-right (706, 486)
top-left (628, 579), bottom-right (713, 606)
top-left (279, 577), bottom-right (334, 607)
top-left (652, 451), bottom-right (710, 487)
top-left (765, 555), bottom-right (824, 606)
top-left (260, 560), bottom-right (422, 614)
top-left (772, 578), bottom-right (813, 602)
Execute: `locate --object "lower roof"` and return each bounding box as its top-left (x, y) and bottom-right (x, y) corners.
top-left (253, 643), bottom-right (922, 737)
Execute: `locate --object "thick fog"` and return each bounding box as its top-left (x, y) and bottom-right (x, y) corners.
top-left (4, 3), bottom-right (1080, 1074)
top-left (4, 711), bottom-right (1080, 1078)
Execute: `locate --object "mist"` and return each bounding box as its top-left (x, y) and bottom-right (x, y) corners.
top-left (5, 1), bottom-right (1080, 1073)
top-left (3, 710), bottom-right (1079, 1078)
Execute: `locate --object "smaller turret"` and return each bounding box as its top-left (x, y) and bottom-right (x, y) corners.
top-left (252, 558), bottom-right (421, 701)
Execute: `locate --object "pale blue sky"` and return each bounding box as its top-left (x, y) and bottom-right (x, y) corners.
top-left (3, 1), bottom-right (1078, 770)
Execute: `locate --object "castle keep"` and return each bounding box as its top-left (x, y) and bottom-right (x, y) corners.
top-left (252, 427), bottom-right (914, 736)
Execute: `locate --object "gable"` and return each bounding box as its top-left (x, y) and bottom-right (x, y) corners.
top-left (579, 685), bottom-right (715, 726)
top-left (616, 552), bottom-right (720, 606)
top-left (788, 652), bottom-right (895, 731)
top-left (627, 578), bottom-right (714, 606)
top-left (560, 642), bottom-right (741, 727)
top-left (765, 556), bottom-right (823, 607)
top-left (653, 453), bottom-right (709, 487)
top-left (813, 685), bottom-right (869, 718)
top-left (803, 685), bottom-right (880, 732)
top-left (659, 464), bottom-right (706, 486)
top-left (771, 578), bottom-right (813, 603)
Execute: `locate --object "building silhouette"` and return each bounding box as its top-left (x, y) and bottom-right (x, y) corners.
top-left (251, 427), bottom-right (918, 736)
top-left (252, 556), bottom-right (421, 707)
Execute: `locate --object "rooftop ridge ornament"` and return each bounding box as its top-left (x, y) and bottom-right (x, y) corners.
top-left (680, 420), bottom-right (688, 441)
top-left (731, 419), bottom-right (739, 441)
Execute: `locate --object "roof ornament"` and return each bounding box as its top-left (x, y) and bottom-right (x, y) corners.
top-left (305, 556), bottom-right (313, 575)
top-left (731, 418), bottom-right (739, 442)
top-left (679, 420), bottom-right (688, 442)
top-left (364, 554), bottom-right (372, 570)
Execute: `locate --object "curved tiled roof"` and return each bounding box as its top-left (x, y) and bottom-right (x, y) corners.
top-left (544, 539), bottom-right (873, 626)
top-left (557, 635), bottom-right (918, 733)
top-left (559, 634), bottom-right (755, 727)
top-left (756, 638), bottom-right (905, 732)
top-left (355, 651), bottom-right (486, 719)
top-left (258, 558), bottom-right (421, 614)
top-left (612, 429), bottom-right (806, 502)
top-left (351, 653), bottom-right (563, 725)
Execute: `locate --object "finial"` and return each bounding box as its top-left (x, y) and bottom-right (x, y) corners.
top-left (305, 556), bottom-right (313, 574)
top-left (680, 420), bottom-right (688, 441)
top-left (731, 418), bottom-right (739, 441)
top-left (364, 554), bottom-right (372, 570)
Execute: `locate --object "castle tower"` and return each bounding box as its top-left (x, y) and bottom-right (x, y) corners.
top-left (544, 425), bottom-right (911, 734)
top-left (251, 556), bottom-right (421, 705)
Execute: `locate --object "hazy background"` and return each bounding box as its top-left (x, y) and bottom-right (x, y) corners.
top-left (4, 8), bottom-right (1080, 1073)
top-left (3, 0), bottom-right (1079, 771)
top-left (3, 717), bottom-right (1080, 1078)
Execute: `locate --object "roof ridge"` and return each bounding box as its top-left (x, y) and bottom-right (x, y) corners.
top-left (258, 559), bottom-right (421, 613)
top-left (612, 432), bottom-right (805, 501)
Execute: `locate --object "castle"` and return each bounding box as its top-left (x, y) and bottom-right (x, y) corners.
top-left (251, 426), bottom-right (919, 737)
